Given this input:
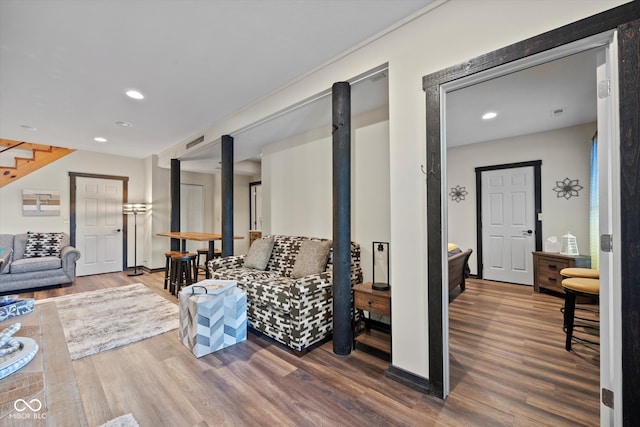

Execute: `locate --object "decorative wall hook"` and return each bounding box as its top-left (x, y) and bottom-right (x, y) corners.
top-left (421, 151), bottom-right (440, 180)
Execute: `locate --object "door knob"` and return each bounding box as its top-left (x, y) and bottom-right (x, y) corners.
top-left (114, 229), bottom-right (121, 233)
top-left (522, 229), bottom-right (533, 235)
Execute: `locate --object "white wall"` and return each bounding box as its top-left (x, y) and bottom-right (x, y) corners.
top-left (0, 150), bottom-right (146, 265)
top-left (146, 156), bottom-right (252, 269)
top-left (210, 173), bottom-right (255, 256)
top-left (158, 0), bottom-right (626, 379)
top-left (0, 151), bottom-right (252, 271)
top-left (447, 123), bottom-right (595, 275)
top-left (262, 107), bottom-right (391, 283)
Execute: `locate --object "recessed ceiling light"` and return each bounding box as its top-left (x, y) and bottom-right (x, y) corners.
top-left (125, 90), bottom-right (144, 100)
top-left (20, 125), bottom-right (37, 131)
top-left (94, 137), bottom-right (108, 143)
top-left (114, 121), bottom-right (133, 127)
top-left (482, 112), bottom-right (498, 120)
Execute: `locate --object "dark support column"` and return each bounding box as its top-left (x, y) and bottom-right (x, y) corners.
top-left (619, 17), bottom-right (640, 426)
top-left (170, 158), bottom-right (181, 251)
top-left (221, 135), bottom-right (234, 256)
top-left (332, 82), bottom-right (352, 356)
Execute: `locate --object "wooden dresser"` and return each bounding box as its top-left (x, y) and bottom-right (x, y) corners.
top-left (532, 251), bottom-right (591, 294)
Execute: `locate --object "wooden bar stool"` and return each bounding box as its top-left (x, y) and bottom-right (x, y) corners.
top-left (163, 251), bottom-right (184, 290)
top-left (169, 252), bottom-right (198, 295)
top-left (561, 277), bottom-right (600, 351)
top-left (196, 247), bottom-right (221, 280)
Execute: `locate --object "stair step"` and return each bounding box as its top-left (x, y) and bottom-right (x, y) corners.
top-left (0, 139), bottom-right (75, 188)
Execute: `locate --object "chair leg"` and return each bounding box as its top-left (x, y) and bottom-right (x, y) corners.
top-left (164, 256), bottom-right (170, 290)
top-left (185, 260), bottom-right (193, 286)
top-left (192, 258), bottom-right (199, 282)
top-left (169, 259), bottom-right (177, 295)
top-left (564, 291), bottom-right (577, 351)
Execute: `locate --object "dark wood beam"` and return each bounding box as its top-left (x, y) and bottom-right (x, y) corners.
top-left (170, 158), bottom-right (180, 252)
top-left (332, 82), bottom-right (352, 355)
top-left (221, 135), bottom-right (234, 257)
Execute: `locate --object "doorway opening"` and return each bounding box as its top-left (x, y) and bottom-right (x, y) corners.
top-left (425, 25), bottom-right (624, 413)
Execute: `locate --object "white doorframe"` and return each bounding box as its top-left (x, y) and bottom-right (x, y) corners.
top-left (596, 32), bottom-right (622, 427)
top-left (440, 32), bottom-right (617, 405)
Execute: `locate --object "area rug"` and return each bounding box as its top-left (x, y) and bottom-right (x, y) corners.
top-left (99, 413), bottom-right (140, 427)
top-left (38, 283), bottom-right (178, 360)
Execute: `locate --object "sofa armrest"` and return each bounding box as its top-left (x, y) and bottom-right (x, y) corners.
top-left (291, 271), bottom-right (333, 296)
top-left (60, 245), bottom-right (81, 279)
top-left (208, 255), bottom-right (245, 274)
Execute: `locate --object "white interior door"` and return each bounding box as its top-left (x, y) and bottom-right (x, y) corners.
top-left (180, 184), bottom-right (204, 253)
top-left (481, 166), bottom-right (535, 285)
top-left (76, 177), bottom-right (123, 276)
top-left (597, 36), bottom-right (622, 426)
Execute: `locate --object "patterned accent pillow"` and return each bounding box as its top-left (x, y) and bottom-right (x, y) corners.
top-left (24, 232), bottom-right (64, 258)
top-left (244, 236), bottom-right (275, 270)
top-left (291, 240), bottom-right (332, 278)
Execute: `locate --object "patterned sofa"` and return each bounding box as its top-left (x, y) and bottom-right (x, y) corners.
top-left (207, 235), bottom-right (362, 355)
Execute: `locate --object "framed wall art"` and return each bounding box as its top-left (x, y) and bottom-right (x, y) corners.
top-left (22, 190), bottom-right (60, 216)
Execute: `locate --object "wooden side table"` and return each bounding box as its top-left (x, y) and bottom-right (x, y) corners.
top-left (352, 282), bottom-right (391, 355)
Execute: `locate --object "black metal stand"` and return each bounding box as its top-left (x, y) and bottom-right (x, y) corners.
top-left (128, 212), bottom-right (143, 276)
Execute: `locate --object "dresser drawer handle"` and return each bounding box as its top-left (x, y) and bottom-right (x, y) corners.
top-left (548, 264), bottom-right (557, 269)
top-left (368, 301), bottom-right (373, 305)
top-left (548, 277), bottom-right (556, 282)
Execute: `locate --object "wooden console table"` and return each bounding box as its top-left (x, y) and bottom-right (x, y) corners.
top-left (352, 282), bottom-right (391, 356)
top-left (0, 302), bottom-right (87, 426)
top-left (532, 251), bottom-right (591, 294)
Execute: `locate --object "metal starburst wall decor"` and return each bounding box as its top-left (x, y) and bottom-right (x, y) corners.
top-left (449, 185), bottom-right (468, 203)
top-left (553, 177), bottom-right (583, 199)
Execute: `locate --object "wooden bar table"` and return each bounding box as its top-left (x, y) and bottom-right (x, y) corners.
top-left (157, 232), bottom-right (243, 260)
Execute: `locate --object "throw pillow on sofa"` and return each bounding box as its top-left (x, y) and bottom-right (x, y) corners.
top-left (291, 240), bottom-right (332, 278)
top-left (24, 232), bottom-right (64, 258)
top-left (244, 236), bottom-right (275, 270)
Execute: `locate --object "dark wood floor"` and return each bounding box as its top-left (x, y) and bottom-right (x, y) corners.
top-left (19, 274), bottom-right (599, 426)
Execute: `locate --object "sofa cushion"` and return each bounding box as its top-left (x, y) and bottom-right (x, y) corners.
top-left (291, 240), bottom-right (332, 279)
top-left (243, 236), bottom-right (275, 270)
top-left (24, 232), bottom-right (64, 258)
top-left (210, 268), bottom-right (294, 312)
top-left (10, 256), bottom-right (62, 274)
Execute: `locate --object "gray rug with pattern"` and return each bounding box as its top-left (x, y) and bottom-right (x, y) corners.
top-left (38, 283), bottom-right (178, 360)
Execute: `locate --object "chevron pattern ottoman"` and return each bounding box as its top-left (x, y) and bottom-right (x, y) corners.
top-left (178, 280), bottom-right (247, 358)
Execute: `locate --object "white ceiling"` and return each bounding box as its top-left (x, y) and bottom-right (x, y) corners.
top-left (180, 66), bottom-right (389, 174)
top-left (160, 44), bottom-right (601, 176)
top-left (1, 1), bottom-right (599, 176)
top-left (0, 0), bottom-right (432, 161)
top-left (446, 48), bottom-right (599, 147)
